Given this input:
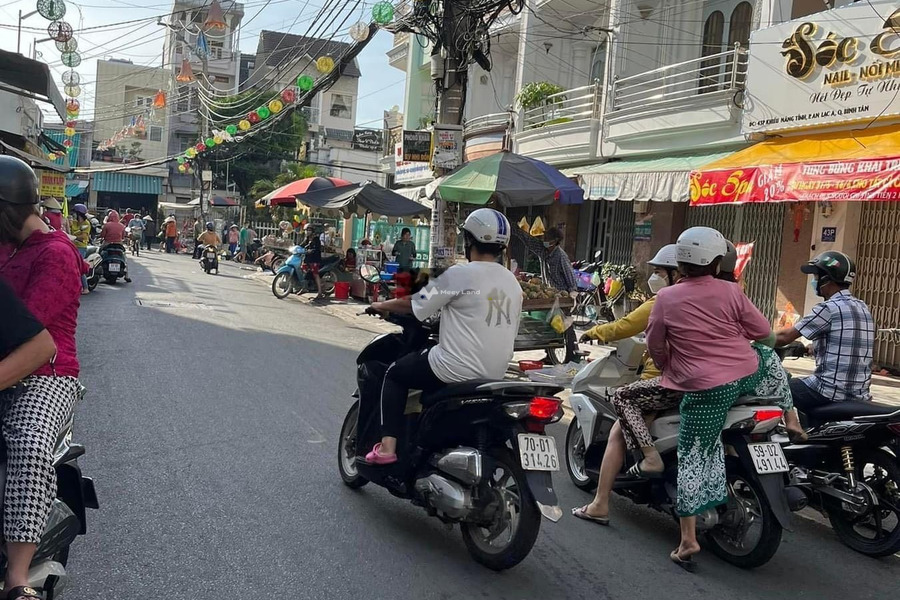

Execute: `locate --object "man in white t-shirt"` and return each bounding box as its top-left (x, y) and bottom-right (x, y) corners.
top-left (364, 208), bottom-right (523, 465)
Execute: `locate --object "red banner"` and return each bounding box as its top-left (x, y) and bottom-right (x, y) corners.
top-left (690, 155), bottom-right (900, 205)
top-left (734, 242), bottom-right (754, 281)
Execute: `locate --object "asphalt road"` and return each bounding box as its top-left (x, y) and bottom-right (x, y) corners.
top-left (67, 251), bottom-right (899, 600)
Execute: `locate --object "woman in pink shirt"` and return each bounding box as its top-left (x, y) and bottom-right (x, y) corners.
top-left (99, 209), bottom-right (126, 244)
top-left (0, 157), bottom-right (86, 598)
top-left (646, 227), bottom-right (794, 571)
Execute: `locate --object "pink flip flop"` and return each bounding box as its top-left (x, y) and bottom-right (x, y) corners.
top-left (365, 443), bottom-right (398, 465)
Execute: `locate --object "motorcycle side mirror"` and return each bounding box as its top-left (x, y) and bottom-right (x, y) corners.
top-left (359, 264), bottom-right (381, 284)
top-left (594, 250), bottom-right (603, 260)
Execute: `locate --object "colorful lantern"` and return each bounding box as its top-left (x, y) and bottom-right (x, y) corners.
top-left (203, 0), bottom-right (227, 32)
top-left (349, 21), bottom-right (369, 42)
top-left (65, 99), bottom-right (79, 112)
top-left (175, 57), bottom-right (195, 83)
top-left (213, 135), bottom-right (224, 145)
top-left (281, 88), bottom-right (296, 103)
top-left (65, 120), bottom-right (76, 128)
top-left (372, 1), bottom-right (394, 24)
top-left (203, 137), bottom-right (214, 147)
top-left (176, 156), bottom-right (185, 164)
top-left (268, 99), bottom-right (283, 114)
top-left (49, 21), bottom-right (74, 44)
top-left (60, 51), bottom-right (81, 68)
top-left (62, 139), bottom-right (73, 148)
top-left (185, 147), bottom-right (197, 158)
top-left (64, 127), bottom-right (76, 136)
top-left (62, 70), bottom-right (79, 86)
top-left (64, 84), bottom-right (81, 97)
top-left (152, 90), bottom-right (167, 108)
top-left (37, 0), bottom-right (66, 20)
top-left (316, 56), bottom-right (334, 74)
top-left (178, 164), bottom-right (187, 173)
top-left (297, 75), bottom-right (314, 91)
top-left (248, 111), bottom-right (260, 124)
top-left (257, 106), bottom-right (270, 119)
top-left (225, 124), bottom-right (238, 136)
top-left (237, 120), bottom-right (250, 131)
top-left (195, 142), bottom-right (206, 152)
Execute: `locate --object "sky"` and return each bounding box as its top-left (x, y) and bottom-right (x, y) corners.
top-left (0, 0), bottom-right (406, 127)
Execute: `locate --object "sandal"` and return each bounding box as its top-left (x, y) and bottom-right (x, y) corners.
top-left (571, 505), bottom-right (609, 526)
top-left (669, 549), bottom-right (697, 573)
top-left (5, 586), bottom-right (43, 599)
top-left (626, 461), bottom-right (664, 479)
top-left (788, 429), bottom-right (809, 443)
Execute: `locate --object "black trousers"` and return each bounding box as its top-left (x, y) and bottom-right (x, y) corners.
top-left (790, 378), bottom-right (831, 413)
top-left (144, 237), bottom-right (153, 250)
top-left (380, 349), bottom-right (443, 439)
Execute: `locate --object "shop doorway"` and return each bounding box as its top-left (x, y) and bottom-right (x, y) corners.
top-left (583, 199), bottom-right (634, 266)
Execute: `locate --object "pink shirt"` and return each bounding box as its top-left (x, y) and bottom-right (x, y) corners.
top-left (0, 230), bottom-right (85, 377)
top-left (228, 230), bottom-right (239, 244)
top-left (646, 276), bottom-right (771, 392)
top-left (100, 221), bottom-right (126, 243)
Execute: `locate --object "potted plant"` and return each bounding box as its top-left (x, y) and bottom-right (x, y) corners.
top-left (516, 81), bottom-right (566, 128)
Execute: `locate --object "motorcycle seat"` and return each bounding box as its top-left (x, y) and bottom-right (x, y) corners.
top-left (733, 395), bottom-right (784, 406)
top-left (422, 380), bottom-right (563, 405)
top-left (803, 401), bottom-right (898, 424)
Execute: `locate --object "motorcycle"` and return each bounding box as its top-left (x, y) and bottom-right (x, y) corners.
top-left (271, 246), bottom-right (340, 299)
top-left (99, 243), bottom-right (128, 284)
top-left (200, 244), bottom-right (219, 275)
top-left (126, 227), bottom-right (141, 257)
top-left (255, 246), bottom-right (290, 274)
top-left (776, 343), bottom-right (900, 557)
top-left (571, 251), bottom-right (614, 327)
top-left (83, 246), bottom-right (103, 292)
top-left (0, 384), bottom-right (99, 597)
top-left (565, 336), bottom-right (795, 568)
top-left (337, 309), bottom-right (563, 570)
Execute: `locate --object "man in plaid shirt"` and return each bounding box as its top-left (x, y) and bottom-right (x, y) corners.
top-left (775, 251), bottom-right (874, 411)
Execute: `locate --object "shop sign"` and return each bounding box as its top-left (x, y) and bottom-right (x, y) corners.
top-left (352, 128), bottom-right (382, 152)
top-left (633, 216), bottom-right (652, 241)
top-left (38, 171), bottom-right (65, 198)
top-left (401, 130), bottom-right (432, 162)
top-left (822, 226), bottom-right (837, 242)
top-left (743, 2), bottom-right (900, 133)
top-left (734, 242), bottom-right (754, 280)
top-left (394, 143), bottom-right (432, 184)
top-left (690, 155), bottom-right (900, 204)
top-left (432, 124), bottom-right (463, 170)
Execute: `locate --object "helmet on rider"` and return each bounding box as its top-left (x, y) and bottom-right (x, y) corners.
top-left (675, 227), bottom-right (727, 277)
top-left (73, 203), bottom-right (88, 216)
top-left (460, 208), bottom-right (510, 261)
top-left (0, 156), bottom-right (40, 243)
top-left (716, 240), bottom-right (738, 282)
top-left (647, 243), bottom-right (679, 293)
top-left (801, 250), bottom-right (856, 297)
top-left (205, 221), bottom-right (215, 231)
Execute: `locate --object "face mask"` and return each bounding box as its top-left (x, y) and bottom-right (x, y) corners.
top-left (648, 273), bottom-right (668, 294)
top-left (543, 241), bottom-right (553, 249)
top-left (810, 278), bottom-right (821, 297)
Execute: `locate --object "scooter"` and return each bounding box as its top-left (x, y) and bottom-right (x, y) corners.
top-left (565, 337), bottom-right (795, 568)
top-left (271, 246), bottom-right (340, 299)
top-left (0, 383), bottom-right (99, 597)
top-left (337, 308), bottom-right (564, 571)
top-left (83, 246), bottom-right (103, 292)
top-left (99, 243), bottom-right (128, 284)
top-left (200, 244), bottom-right (219, 275)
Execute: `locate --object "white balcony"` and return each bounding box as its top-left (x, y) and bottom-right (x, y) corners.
top-left (514, 83), bottom-right (601, 166)
top-left (387, 33), bottom-right (410, 71)
top-left (605, 46), bottom-right (747, 147)
top-left (463, 112), bottom-right (510, 139)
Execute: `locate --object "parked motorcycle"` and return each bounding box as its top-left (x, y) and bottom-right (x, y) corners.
top-left (83, 246), bottom-right (103, 292)
top-left (99, 243), bottom-right (128, 284)
top-left (271, 246), bottom-right (339, 299)
top-left (775, 343), bottom-right (900, 557)
top-left (566, 336), bottom-right (794, 568)
top-left (255, 247), bottom-right (290, 274)
top-left (200, 244), bottom-right (219, 275)
top-left (0, 383), bottom-right (99, 596)
top-left (337, 309), bottom-right (563, 570)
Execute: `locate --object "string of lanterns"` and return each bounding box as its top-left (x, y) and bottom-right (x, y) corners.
top-left (38, 0), bottom-right (81, 162)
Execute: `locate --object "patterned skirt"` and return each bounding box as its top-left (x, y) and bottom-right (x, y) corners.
top-left (676, 345), bottom-right (792, 517)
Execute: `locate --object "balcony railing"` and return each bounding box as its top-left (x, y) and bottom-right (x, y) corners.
top-left (300, 106), bottom-right (320, 124)
top-left (522, 83), bottom-right (601, 129)
top-left (610, 45), bottom-right (747, 113)
top-left (463, 112), bottom-right (511, 137)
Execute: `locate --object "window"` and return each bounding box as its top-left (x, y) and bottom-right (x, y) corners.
top-left (149, 126), bottom-right (163, 142)
top-left (247, 61), bottom-right (254, 69)
top-left (210, 41), bottom-right (224, 60)
top-left (699, 11), bottom-right (724, 93)
top-left (329, 94), bottom-right (352, 119)
top-left (178, 137), bottom-right (192, 152)
top-left (176, 86), bottom-right (189, 113)
top-left (728, 2), bottom-right (753, 49)
top-left (590, 40), bottom-right (607, 87)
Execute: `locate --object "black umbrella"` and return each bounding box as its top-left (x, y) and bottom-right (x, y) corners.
top-left (295, 181), bottom-right (430, 217)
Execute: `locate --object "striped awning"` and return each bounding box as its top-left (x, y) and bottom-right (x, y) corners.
top-left (92, 172), bottom-right (162, 195)
top-left (65, 180), bottom-right (88, 197)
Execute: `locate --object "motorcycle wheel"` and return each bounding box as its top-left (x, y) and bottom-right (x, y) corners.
top-left (545, 346), bottom-right (569, 365)
top-left (828, 449), bottom-right (900, 557)
top-left (87, 268), bottom-right (100, 291)
top-left (704, 458), bottom-right (782, 569)
top-left (271, 257), bottom-right (284, 273)
top-left (104, 275), bottom-right (117, 284)
top-left (320, 271), bottom-right (337, 296)
top-left (272, 272), bottom-right (293, 299)
top-left (337, 401), bottom-right (368, 489)
top-left (461, 448), bottom-right (541, 571)
top-left (565, 419), bottom-right (596, 491)
top-left (570, 297), bottom-right (597, 328)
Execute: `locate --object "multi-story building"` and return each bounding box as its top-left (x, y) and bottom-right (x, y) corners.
top-left (162, 0), bottom-right (244, 203)
top-left (90, 58), bottom-right (170, 213)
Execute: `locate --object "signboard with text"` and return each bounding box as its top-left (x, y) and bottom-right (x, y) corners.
top-left (743, 1), bottom-right (900, 134)
top-left (401, 130), bottom-right (432, 162)
top-left (394, 142), bottom-right (432, 184)
top-left (38, 171), bottom-right (65, 198)
top-left (352, 128), bottom-right (383, 152)
top-left (432, 124), bottom-right (463, 170)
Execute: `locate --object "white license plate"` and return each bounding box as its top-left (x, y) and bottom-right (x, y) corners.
top-left (517, 433), bottom-right (559, 472)
top-left (206, 253), bottom-right (216, 259)
top-left (108, 263), bottom-right (120, 273)
top-left (749, 442), bottom-right (789, 474)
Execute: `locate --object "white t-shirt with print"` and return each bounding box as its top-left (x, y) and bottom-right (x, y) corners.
top-left (412, 261), bottom-right (523, 383)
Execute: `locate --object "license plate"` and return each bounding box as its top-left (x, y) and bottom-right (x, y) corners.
top-left (206, 252), bottom-right (216, 259)
top-left (517, 433), bottom-right (559, 471)
top-left (749, 442), bottom-right (789, 474)
top-left (108, 263), bottom-right (120, 273)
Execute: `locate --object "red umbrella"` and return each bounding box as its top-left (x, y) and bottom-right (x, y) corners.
top-left (257, 177), bottom-right (351, 206)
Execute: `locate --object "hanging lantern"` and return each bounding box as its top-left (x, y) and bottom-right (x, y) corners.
top-left (372, 1), bottom-right (394, 24)
top-left (64, 84), bottom-right (81, 97)
top-left (257, 106), bottom-right (271, 120)
top-left (48, 21), bottom-right (73, 43)
top-left (316, 56), bottom-right (334, 74)
top-left (60, 51), bottom-right (81, 68)
top-left (65, 99), bottom-right (79, 112)
top-left (195, 31), bottom-right (209, 59)
top-left (62, 139), bottom-right (73, 148)
top-left (238, 119), bottom-right (251, 131)
top-left (185, 147), bottom-right (197, 158)
top-left (67, 110), bottom-right (79, 119)
top-left (178, 164), bottom-right (187, 173)
top-left (152, 90), bottom-right (167, 109)
top-left (267, 99), bottom-right (283, 114)
top-left (65, 120), bottom-right (76, 128)
top-left (349, 21), bottom-right (369, 42)
top-left (47, 153), bottom-right (56, 161)
top-left (248, 111), bottom-right (260, 124)
top-left (297, 74), bottom-right (314, 91)
top-left (37, 0), bottom-right (66, 20)
top-left (203, 0), bottom-right (227, 32)
top-left (62, 70), bottom-right (79, 86)
top-left (195, 142), bottom-right (206, 152)
top-left (64, 127), bottom-right (76, 137)
top-left (280, 88), bottom-right (296, 103)
top-left (176, 156), bottom-right (185, 165)
top-left (225, 124), bottom-right (238, 136)
top-left (175, 58), bottom-right (195, 83)
top-left (203, 137), bottom-right (213, 147)
top-left (213, 135), bottom-right (224, 145)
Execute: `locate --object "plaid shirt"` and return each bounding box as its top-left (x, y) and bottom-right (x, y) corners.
top-left (511, 228), bottom-right (577, 292)
top-left (795, 290), bottom-right (874, 402)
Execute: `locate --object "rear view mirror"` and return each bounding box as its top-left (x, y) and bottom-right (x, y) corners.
top-left (593, 250), bottom-right (603, 260)
top-left (359, 264), bottom-right (381, 284)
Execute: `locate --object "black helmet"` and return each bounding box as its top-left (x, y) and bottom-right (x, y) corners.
top-left (801, 251), bottom-right (856, 286)
top-left (0, 156), bottom-right (39, 205)
top-left (719, 240), bottom-right (737, 274)
top-left (205, 221), bottom-right (214, 231)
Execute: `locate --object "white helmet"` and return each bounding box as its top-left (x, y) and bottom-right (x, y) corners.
top-left (648, 244), bottom-right (678, 269)
top-left (460, 208), bottom-right (510, 247)
top-left (676, 226), bottom-right (727, 266)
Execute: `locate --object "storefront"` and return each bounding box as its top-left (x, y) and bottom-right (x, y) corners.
top-left (90, 170), bottom-right (165, 215)
top-left (690, 0), bottom-right (900, 369)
